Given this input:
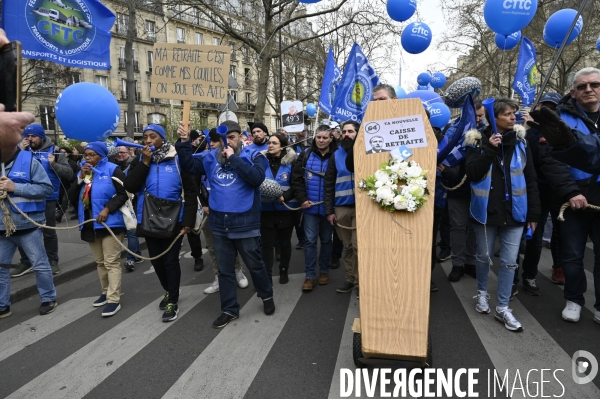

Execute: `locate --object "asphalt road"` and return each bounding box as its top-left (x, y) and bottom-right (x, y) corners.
top-left (1, 234), bottom-right (599, 399)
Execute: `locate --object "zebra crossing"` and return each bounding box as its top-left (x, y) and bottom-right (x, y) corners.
top-left (0, 245), bottom-right (598, 398)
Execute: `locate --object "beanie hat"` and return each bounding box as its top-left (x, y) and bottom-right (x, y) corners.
top-left (251, 122), bottom-right (269, 136)
top-left (190, 129), bottom-right (200, 141)
top-left (24, 124), bottom-right (46, 140)
top-left (84, 142), bottom-right (108, 158)
top-left (143, 124), bottom-right (166, 141)
top-left (221, 120), bottom-right (241, 134)
top-left (208, 128), bottom-right (220, 142)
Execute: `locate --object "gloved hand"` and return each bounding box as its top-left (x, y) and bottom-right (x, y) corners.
top-left (529, 107), bottom-right (576, 148)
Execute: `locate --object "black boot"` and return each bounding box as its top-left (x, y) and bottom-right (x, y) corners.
top-left (279, 269), bottom-right (289, 284)
top-left (448, 266), bottom-right (464, 282)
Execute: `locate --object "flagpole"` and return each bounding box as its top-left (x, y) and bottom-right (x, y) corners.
top-left (531, 0), bottom-right (589, 110)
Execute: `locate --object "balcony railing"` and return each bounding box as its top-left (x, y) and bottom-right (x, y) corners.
top-left (121, 91), bottom-right (141, 102)
top-left (118, 58), bottom-right (139, 72)
top-left (150, 98), bottom-right (162, 104)
top-left (123, 125), bottom-right (143, 133)
top-left (146, 31), bottom-right (156, 42)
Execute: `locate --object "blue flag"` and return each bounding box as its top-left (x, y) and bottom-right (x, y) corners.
top-left (2, 0), bottom-right (116, 70)
top-left (318, 46), bottom-right (341, 116)
top-left (437, 94), bottom-right (477, 166)
top-left (330, 43), bottom-right (381, 124)
top-left (512, 37), bottom-right (539, 106)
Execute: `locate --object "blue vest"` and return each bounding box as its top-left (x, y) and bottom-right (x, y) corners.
top-left (334, 148), bottom-right (355, 207)
top-left (7, 150), bottom-right (46, 213)
top-left (303, 150), bottom-right (329, 216)
top-left (247, 142), bottom-right (268, 152)
top-left (204, 147), bottom-right (258, 213)
top-left (78, 158), bottom-right (125, 230)
top-left (559, 110), bottom-right (600, 182)
top-left (32, 145), bottom-right (61, 201)
top-left (136, 157), bottom-right (184, 224)
top-left (470, 141), bottom-right (528, 224)
top-left (261, 162), bottom-right (298, 212)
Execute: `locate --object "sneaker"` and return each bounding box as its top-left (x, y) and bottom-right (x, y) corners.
top-left (93, 294), bottom-right (108, 307)
top-left (162, 303), bottom-right (179, 322)
top-left (134, 258), bottom-right (144, 264)
top-left (464, 264), bottom-right (477, 278)
top-left (474, 291), bottom-right (491, 314)
top-left (194, 257), bottom-right (204, 272)
top-left (279, 269), bottom-right (289, 284)
top-left (495, 307), bottom-right (524, 332)
top-left (50, 260), bottom-right (60, 275)
top-left (213, 313), bottom-right (238, 329)
top-left (125, 261), bottom-right (135, 272)
top-left (336, 281), bottom-right (355, 293)
top-left (562, 301), bottom-right (581, 323)
top-left (39, 301), bottom-right (57, 315)
top-left (236, 269), bottom-right (248, 288)
top-left (263, 298), bottom-right (275, 315)
top-left (448, 266), bottom-right (464, 282)
top-left (159, 292), bottom-right (169, 310)
top-left (101, 303), bottom-right (121, 317)
top-left (318, 273), bottom-right (329, 285)
top-left (0, 307), bottom-right (12, 319)
top-left (430, 281), bottom-right (438, 292)
top-left (595, 310), bottom-right (600, 325)
top-left (551, 267), bottom-right (565, 285)
top-left (509, 284), bottom-right (518, 300)
top-left (330, 257), bottom-right (340, 269)
top-left (522, 278), bottom-right (540, 296)
top-left (302, 278), bottom-right (316, 291)
top-left (10, 263), bottom-right (32, 278)
top-left (295, 241), bottom-right (305, 250)
top-left (204, 277), bottom-right (219, 294)
top-left (436, 248), bottom-right (452, 262)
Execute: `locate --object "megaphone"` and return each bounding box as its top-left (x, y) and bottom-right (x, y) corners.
top-left (482, 98), bottom-right (498, 135)
top-left (114, 138), bottom-right (155, 151)
top-left (217, 125), bottom-right (229, 148)
top-left (203, 129), bottom-right (210, 136)
top-left (242, 130), bottom-right (249, 138)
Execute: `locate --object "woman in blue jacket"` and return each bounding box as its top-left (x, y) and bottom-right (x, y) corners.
top-left (78, 142), bottom-right (128, 317)
top-left (260, 134), bottom-right (299, 285)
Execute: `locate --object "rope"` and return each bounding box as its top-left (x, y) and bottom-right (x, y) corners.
top-left (335, 222), bottom-right (356, 230)
top-left (0, 191), bottom-right (184, 261)
top-left (557, 202), bottom-right (600, 221)
top-left (280, 200), bottom-right (322, 211)
top-left (440, 175), bottom-right (468, 191)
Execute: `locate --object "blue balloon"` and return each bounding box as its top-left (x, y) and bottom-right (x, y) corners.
top-left (306, 103), bottom-right (317, 117)
top-left (386, 0), bottom-right (417, 22)
top-left (597, 35), bottom-right (600, 52)
top-left (543, 9), bottom-right (583, 48)
top-left (428, 103), bottom-right (451, 128)
top-left (401, 22), bottom-right (432, 54)
top-left (430, 72), bottom-right (447, 89)
top-left (417, 72), bottom-right (431, 86)
top-left (495, 31), bottom-right (521, 50)
top-left (56, 82), bottom-right (120, 142)
top-left (296, 0), bottom-right (321, 3)
top-left (405, 90), bottom-right (443, 107)
top-left (393, 85), bottom-right (407, 98)
top-left (484, 0), bottom-right (537, 36)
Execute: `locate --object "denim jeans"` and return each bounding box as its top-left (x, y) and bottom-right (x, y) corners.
top-left (125, 229), bottom-right (142, 262)
top-left (303, 213), bottom-right (332, 279)
top-left (473, 224), bottom-right (522, 308)
top-left (0, 229), bottom-right (56, 310)
top-left (19, 200), bottom-right (59, 264)
top-left (212, 234), bottom-right (273, 317)
top-left (560, 208), bottom-right (600, 311)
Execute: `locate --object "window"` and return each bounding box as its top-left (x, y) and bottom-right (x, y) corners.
top-left (117, 13), bottom-right (128, 35)
top-left (195, 32), bottom-right (203, 45)
top-left (212, 37), bottom-right (220, 46)
top-left (242, 46), bottom-right (249, 61)
top-left (229, 65), bottom-right (237, 79)
top-left (69, 72), bottom-right (81, 85)
top-left (245, 92), bottom-right (251, 104)
top-left (35, 67), bottom-right (51, 87)
top-left (229, 42), bottom-right (235, 54)
top-left (95, 75), bottom-right (108, 88)
top-left (39, 105), bottom-right (55, 130)
top-left (147, 51), bottom-right (153, 72)
top-left (189, 7), bottom-right (199, 24)
top-left (124, 111), bottom-right (141, 132)
top-left (122, 79), bottom-right (139, 100)
top-left (177, 27), bottom-right (185, 43)
top-left (146, 20), bottom-right (156, 41)
top-left (244, 68), bottom-right (250, 84)
top-left (231, 91), bottom-right (237, 102)
top-left (120, 46), bottom-right (125, 59)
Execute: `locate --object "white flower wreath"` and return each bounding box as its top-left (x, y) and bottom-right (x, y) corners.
top-left (358, 156), bottom-right (429, 213)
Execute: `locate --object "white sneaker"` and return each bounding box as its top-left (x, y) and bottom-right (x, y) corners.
top-left (204, 276), bottom-right (219, 294)
top-left (236, 269), bottom-right (248, 289)
top-left (562, 300), bottom-right (582, 322)
top-left (594, 310), bottom-right (600, 325)
top-left (474, 290), bottom-right (491, 314)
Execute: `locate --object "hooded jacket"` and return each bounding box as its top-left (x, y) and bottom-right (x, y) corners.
top-left (464, 124), bottom-right (540, 226)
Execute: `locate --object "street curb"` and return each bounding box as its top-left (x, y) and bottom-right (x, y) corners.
top-left (10, 242), bottom-right (148, 305)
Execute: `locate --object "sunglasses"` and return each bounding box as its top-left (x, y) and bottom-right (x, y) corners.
top-left (575, 82), bottom-right (600, 91)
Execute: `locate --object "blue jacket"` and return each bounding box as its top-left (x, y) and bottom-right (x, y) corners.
top-left (175, 141), bottom-right (266, 234)
top-left (0, 148), bottom-right (53, 231)
top-left (552, 131), bottom-right (600, 174)
top-left (292, 149), bottom-right (330, 216)
top-left (78, 158), bottom-right (125, 230)
top-left (136, 156), bottom-right (184, 224)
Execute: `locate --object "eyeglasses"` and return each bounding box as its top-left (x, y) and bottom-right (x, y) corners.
top-left (84, 152), bottom-right (99, 158)
top-left (575, 82), bottom-right (600, 91)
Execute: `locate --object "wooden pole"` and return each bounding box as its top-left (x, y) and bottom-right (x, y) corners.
top-left (182, 100), bottom-right (191, 138)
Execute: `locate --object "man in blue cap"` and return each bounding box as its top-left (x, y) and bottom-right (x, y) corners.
top-left (11, 124), bottom-right (73, 277)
